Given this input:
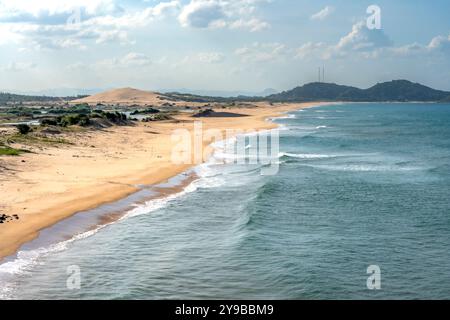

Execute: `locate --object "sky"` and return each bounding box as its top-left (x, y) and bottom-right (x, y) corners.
top-left (0, 0), bottom-right (449, 95)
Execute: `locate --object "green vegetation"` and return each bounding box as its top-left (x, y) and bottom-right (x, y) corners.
top-left (266, 80), bottom-right (450, 102)
top-left (16, 124), bottom-right (32, 135)
top-left (3, 107), bottom-right (41, 117)
top-left (131, 107), bottom-right (160, 115)
top-left (47, 104), bottom-right (91, 115)
top-left (0, 92), bottom-right (84, 103)
top-left (4, 133), bottom-right (72, 146)
top-left (39, 110), bottom-right (127, 128)
top-left (40, 114), bottom-right (90, 127)
top-left (142, 113), bottom-right (173, 122)
top-left (59, 114), bottom-right (91, 127)
top-left (0, 146), bottom-right (22, 156)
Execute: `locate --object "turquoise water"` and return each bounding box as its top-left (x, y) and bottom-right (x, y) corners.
top-left (1, 103), bottom-right (450, 299)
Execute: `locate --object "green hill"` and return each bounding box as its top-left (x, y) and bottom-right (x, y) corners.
top-left (267, 80), bottom-right (450, 102)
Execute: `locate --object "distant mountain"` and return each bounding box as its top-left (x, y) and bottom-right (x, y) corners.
top-left (2, 80), bottom-right (449, 105)
top-left (267, 80), bottom-right (450, 102)
top-left (260, 88), bottom-right (278, 96)
top-left (160, 88), bottom-right (278, 98)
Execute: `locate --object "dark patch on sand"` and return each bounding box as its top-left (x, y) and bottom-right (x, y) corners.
top-left (0, 213), bottom-right (19, 224)
top-left (193, 109), bottom-right (248, 118)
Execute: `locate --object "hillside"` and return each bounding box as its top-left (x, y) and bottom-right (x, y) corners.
top-left (71, 88), bottom-right (174, 106)
top-left (268, 80), bottom-right (450, 102)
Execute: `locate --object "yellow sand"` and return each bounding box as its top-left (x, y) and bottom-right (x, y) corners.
top-left (0, 102), bottom-right (318, 261)
top-left (72, 87), bottom-right (199, 107)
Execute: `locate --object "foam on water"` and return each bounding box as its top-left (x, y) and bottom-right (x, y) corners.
top-left (279, 152), bottom-right (336, 159)
top-left (304, 163), bottom-right (427, 172)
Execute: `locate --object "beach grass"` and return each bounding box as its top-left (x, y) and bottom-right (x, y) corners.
top-left (0, 146), bottom-right (23, 156)
top-left (5, 133), bottom-right (73, 146)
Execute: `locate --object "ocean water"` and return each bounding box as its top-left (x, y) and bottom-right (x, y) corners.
top-left (1, 102), bottom-right (450, 299)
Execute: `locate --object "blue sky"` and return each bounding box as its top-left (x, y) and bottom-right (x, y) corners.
top-left (0, 0), bottom-right (449, 94)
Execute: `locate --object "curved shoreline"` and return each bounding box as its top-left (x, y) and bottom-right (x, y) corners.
top-left (0, 102), bottom-right (326, 263)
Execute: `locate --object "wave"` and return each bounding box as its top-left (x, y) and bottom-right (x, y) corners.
top-left (274, 114), bottom-right (297, 120)
top-left (279, 152), bottom-right (336, 159)
top-left (0, 156), bottom-right (229, 294)
top-left (303, 163), bottom-right (426, 172)
top-left (0, 224), bottom-right (108, 299)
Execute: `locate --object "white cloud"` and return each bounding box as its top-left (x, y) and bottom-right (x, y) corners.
top-left (95, 30), bottom-right (131, 45)
top-left (235, 42), bottom-right (286, 62)
top-left (427, 34), bottom-right (450, 51)
top-left (293, 20), bottom-right (450, 63)
top-left (0, 1), bottom-right (180, 50)
top-left (121, 52), bottom-right (152, 66)
top-left (1, 61), bottom-right (37, 71)
top-left (178, 0), bottom-right (224, 28)
top-left (98, 52), bottom-right (152, 68)
top-left (0, 0), bottom-right (119, 22)
top-left (229, 18), bottom-right (270, 32)
top-left (336, 21), bottom-right (392, 51)
top-left (295, 21), bottom-right (393, 60)
top-left (65, 62), bottom-right (88, 71)
top-left (310, 6), bottom-right (334, 21)
top-left (197, 52), bottom-right (225, 63)
top-left (0, 0), bottom-right (269, 52)
top-left (178, 0), bottom-right (270, 32)
top-left (171, 51), bottom-right (225, 68)
top-left (295, 42), bottom-right (328, 59)
top-left (389, 34), bottom-right (450, 57)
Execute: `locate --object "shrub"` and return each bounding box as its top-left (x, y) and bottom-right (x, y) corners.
top-left (131, 108), bottom-right (160, 115)
top-left (40, 118), bottom-right (58, 126)
top-left (16, 124), bottom-right (31, 135)
top-left (103, 112), bottom-right (127, 123)
top-left (142, 113), bottom-right (173, 122)
top-left (58, 114), bottom-right (91, 127)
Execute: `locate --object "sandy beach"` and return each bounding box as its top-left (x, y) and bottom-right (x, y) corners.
top-left (0, 102), bottom-right (319, 261)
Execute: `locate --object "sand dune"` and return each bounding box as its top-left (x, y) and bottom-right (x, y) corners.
top-left (72, 87), bottom-right (172, 106)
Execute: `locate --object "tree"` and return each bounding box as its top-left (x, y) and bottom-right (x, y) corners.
top-left (16, 124), bottom-right (31, 135)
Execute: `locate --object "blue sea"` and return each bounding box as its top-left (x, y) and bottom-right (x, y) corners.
top-left (1, 102), bottom-right (450, 299)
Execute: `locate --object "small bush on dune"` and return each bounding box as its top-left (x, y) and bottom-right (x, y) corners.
top-left (103, 112), bottom-right (127, 123)
top-left (141, 113), bottom-right (173, 122)
top-left (40, 118), bottom-right (58, 126)
top-left (58, 114), bottom-right (91, 127)
top-left (38, 111), bottom-right (128, 128)
top-left (16, 124), bottom-right (31, 135)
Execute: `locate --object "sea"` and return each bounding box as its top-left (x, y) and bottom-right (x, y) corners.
top-left (1, 102), bottom-right (450, 299)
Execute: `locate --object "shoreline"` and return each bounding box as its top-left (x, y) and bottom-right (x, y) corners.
top-left (0, 102), bottom-right (327, 263)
